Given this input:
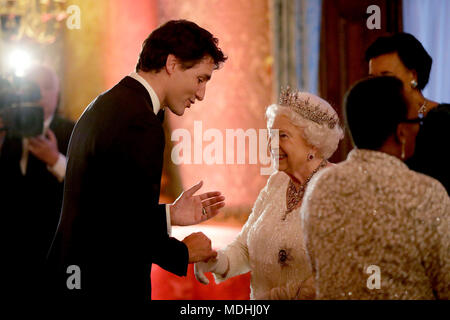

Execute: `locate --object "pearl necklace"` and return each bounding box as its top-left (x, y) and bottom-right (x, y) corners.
top-left (283, 159), bottom-right (328, 220)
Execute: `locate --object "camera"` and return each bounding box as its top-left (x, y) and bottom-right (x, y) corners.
top-left (0, 75), bottom-right (44, 138)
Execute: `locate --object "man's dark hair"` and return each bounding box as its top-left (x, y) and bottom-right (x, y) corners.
top-left (365, 33), bottom-right (432, 90)
top-left (136, 19), bottom-right (227, 72)
top-left (344, 76), bottom-right (408, 150)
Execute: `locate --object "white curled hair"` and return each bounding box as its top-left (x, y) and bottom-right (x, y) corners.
top-left (265, 92), bottom-right (344, 159)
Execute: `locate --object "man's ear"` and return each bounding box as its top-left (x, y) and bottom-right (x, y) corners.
top-left (165, 54), bottom-right (178, 75)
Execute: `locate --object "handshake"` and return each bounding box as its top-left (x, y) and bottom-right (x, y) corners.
top-left (181, 232), bottom-right (229, 285)
top-left (170, 180), bottom-right (229, 284)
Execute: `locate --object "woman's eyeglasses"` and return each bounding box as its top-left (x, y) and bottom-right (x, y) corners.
top-left (402, 113), bottom-right (424, 126)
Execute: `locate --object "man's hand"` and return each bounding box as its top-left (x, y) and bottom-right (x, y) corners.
top-left (182, 232), bottom-right (217, 263)
top-left (28, 129), bottom-right (59, 166)
top-left (170, 181), bottom-right (225, 226)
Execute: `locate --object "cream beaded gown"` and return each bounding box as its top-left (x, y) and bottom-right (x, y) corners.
top-left (302, 149), bottom-right (450, 300)
top-left (213, 171), bottom-right (314, 300)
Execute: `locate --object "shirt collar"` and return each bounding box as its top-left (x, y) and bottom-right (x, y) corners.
top-left (129, 72), bottom-right (161, 115)
top-left (44, 115), bottom-right (53, 131)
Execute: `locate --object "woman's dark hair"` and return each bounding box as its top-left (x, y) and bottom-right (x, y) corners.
top-left (344, 76), bottom-right (408, 150)
top-left (365, 33), bottom-right (432, 90)
top-left (136, 19), bottom-right (227, 72)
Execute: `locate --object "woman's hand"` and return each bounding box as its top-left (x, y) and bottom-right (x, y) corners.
top-left (194, 251), bottom-right (229, 285)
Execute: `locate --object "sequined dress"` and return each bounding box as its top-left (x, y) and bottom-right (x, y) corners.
top-left (301, 149), bottom-right (450, 299)
top-left (213, 171), bottom-right (314, 300)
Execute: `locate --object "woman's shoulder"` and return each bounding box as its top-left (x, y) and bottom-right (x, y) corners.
top-left (265, 170), bottom-right (290, 189)
top-left (405, 169), bottom-right (449, 214)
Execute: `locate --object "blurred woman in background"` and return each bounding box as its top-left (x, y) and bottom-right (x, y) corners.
top-left (366, 32), bottom-right (449, 193)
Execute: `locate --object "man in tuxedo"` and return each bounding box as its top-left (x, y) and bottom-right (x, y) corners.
top-left (46, 20), bottom-right (227, 302)
top-left (0, 65), bottom-right (74, 297)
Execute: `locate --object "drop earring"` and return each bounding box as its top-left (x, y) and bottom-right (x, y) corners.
top-left (401, 140), bottom-right (406, 160)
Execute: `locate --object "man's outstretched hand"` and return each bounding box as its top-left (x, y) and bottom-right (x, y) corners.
top-left (170, 181), bottom-right (225, 226)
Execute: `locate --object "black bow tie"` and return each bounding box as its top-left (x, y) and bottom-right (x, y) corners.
top-left (156, 109), bottom-right (165, 123)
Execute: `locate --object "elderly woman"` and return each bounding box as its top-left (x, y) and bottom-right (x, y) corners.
top-left (194, 88), bottom-right (343, 299)
top-left (302, 76), bottom-right (449, 299)
top-left (366, 33), bottom-right (450, 193)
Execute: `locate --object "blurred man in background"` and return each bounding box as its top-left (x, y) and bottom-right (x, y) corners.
top-left (0, 65), bottom-right (74, 297)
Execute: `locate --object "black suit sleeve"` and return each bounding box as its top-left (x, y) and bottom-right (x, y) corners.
top-left (111, 115), bottom-right (189, 277)
top-left (50, 115), bottom-right (75, 156)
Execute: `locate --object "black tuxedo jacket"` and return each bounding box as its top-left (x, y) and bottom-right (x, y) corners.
top-left (0, 114), bottom-right (74, 297)
top-left (46, 76), bottom-right (188, 302)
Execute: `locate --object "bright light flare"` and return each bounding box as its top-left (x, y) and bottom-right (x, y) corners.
top-left (8, 49), bottom-right (32, 77)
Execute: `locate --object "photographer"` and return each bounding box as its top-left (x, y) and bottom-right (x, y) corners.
top-left (0, 65), bottom-right (74, 295)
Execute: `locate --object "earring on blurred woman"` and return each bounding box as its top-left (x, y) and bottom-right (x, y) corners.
top-left (410, 79), bottom-right (418, 89)
top-left (307, 153), bottom-right (314, 161)
top-left (401, 139), bottom-right (406, 160)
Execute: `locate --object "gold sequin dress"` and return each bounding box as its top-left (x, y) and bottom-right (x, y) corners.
top-left (301, 149), bottom-right (450, 299)
top-left (213, 171), bottom-right (314, 299)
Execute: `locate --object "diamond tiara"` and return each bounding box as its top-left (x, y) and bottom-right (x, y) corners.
top-left (279, 87), bottom-right (338, 129)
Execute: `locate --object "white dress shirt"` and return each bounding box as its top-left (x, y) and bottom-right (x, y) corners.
top-left (129, 72), bottom-right (172, 236)
top-left (20, 115), bottom-right (67, 183)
